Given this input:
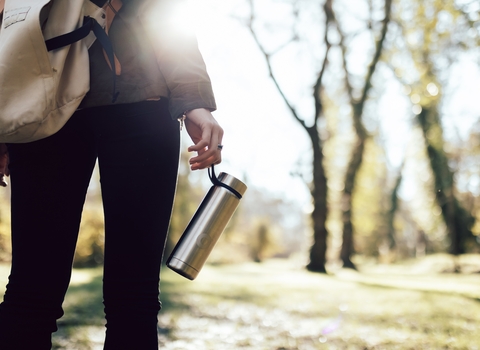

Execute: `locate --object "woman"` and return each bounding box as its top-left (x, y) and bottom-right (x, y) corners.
top-left (0, 0), bottom-right (222, 348)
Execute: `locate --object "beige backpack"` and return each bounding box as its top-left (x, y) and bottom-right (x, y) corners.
top-left (0, 0), bottom-right (121, 143)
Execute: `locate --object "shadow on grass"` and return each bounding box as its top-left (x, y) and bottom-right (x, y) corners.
top-left (59, 274), bottom-right (104, 327)
top-left (5, 260), bottom-right (480, 349)
top-left (59, 268), bottom-right (193, 328)
top-left (159, 268), bottom-right (277, 309)
top-left (52, 268), bottom-right (195, 347)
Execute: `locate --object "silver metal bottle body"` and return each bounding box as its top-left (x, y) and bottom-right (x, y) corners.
top-left (167, 172), bottom-right (247, 280)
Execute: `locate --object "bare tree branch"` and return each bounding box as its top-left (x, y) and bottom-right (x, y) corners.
top-left (336, 26), bottom-right (355, 106)
top-left (269, 37), bottom-right (298, 56)
top-left (312, 0), bottom-right (334, 127)
top-left (246, 0), bottom-right (307, 128)
top-left (367, 0), bottom-right (374, 30)
top-left (358, 0), bottom-right (393, 112)
top-left (334, 0), bottom-right (392, 136)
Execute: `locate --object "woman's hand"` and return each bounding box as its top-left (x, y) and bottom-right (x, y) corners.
top-left (0, 143), bottom-right (9, 187)
top-left (184, 108), bottom-right (224, 171)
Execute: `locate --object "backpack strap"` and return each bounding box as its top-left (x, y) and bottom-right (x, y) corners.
top-left (45, 15), bottom-right (120, 102)
top-left (45, 17), bottom-right (101, 51)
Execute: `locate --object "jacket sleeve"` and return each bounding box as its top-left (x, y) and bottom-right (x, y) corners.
top-left (138, 1), bottom-right (217, 119)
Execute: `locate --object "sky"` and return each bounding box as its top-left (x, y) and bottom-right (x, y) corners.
top-left (166, 0), bottom-right (480, 209)
top-left (169, 0), bottom-right (313, 206)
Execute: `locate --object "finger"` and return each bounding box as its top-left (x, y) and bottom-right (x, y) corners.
top-left (190, 152), bottom-right (217, 169)
top-left (187, 124), bottom-right (212, 153)
top-left (189, 130), bottom-right (222, 166)
top-left (191, 153), bottom-right (222, 170)
top-left (190, 144), bottom-right (222, 170)
top-left (187, 118), bottom-right (223, 154)
top-left (188, 140), bottom-right (209, 153)
top-left (187, 118), bottom-right (224, 170)
top-left (189, 147), bottom-right (221, 170)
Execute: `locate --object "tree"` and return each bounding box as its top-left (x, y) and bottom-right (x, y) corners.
top-left (388, 0), bottom-right (478, 255)
top-left (246, 0), bottom-right (396, 270)
top-left (334, 0), bottom-right (393, 268)
top-left (246, 0), bottom-right (336, 272)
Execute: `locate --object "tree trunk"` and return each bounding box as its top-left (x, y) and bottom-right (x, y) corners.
top-left (340, 136), bottom-right (365, 269)
top-left (417, 106), bottom-right (475, 255)
top-left (385, 170), bottom-right (402, 250)
top-left (306, 127), bottom-right (328, 273)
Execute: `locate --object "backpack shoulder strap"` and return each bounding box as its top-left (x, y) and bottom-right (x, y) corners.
top-left (45, 17), bottom-right (99, 51)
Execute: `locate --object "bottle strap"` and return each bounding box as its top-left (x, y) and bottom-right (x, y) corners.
top-left (208, 165), bottom-right (242, 199)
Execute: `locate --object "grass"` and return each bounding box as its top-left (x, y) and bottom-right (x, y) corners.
top-left (1, 255), bottom-right (480, 349)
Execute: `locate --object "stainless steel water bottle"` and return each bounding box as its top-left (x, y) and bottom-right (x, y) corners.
top-left (167, 169), bottom-right (247, 280)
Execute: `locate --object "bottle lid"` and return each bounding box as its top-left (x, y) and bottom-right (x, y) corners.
top-left (217, 172), bottom-right (247, 197)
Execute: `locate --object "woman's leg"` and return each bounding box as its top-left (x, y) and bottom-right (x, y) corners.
top-left (0, 112), bottom-right (97, 349)
top-left (91, 101), bottom-right (180, 350)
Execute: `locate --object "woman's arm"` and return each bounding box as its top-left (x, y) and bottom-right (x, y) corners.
top-left (140, 2), bottom-right (217, 120)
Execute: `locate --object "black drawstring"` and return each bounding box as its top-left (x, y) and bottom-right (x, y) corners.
top-left (208, 165), bottom-right (242, 199)
top-left (89, 17), bottom-right (119, 103)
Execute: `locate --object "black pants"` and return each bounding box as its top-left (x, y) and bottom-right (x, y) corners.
top-left (0, 100), bottom-right (180, 349)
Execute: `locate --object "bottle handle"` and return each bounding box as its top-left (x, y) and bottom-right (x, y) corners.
top-left (208, 165), bottom-right (243, 199)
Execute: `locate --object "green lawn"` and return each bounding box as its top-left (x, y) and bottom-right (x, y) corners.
top-left (1, 256), bottom-right (479, 349)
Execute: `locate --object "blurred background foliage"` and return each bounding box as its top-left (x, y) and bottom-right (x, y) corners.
top-left (0, 148), bottom-right (307, 268)
top-left (0, 0), bottom-right (479, 274)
